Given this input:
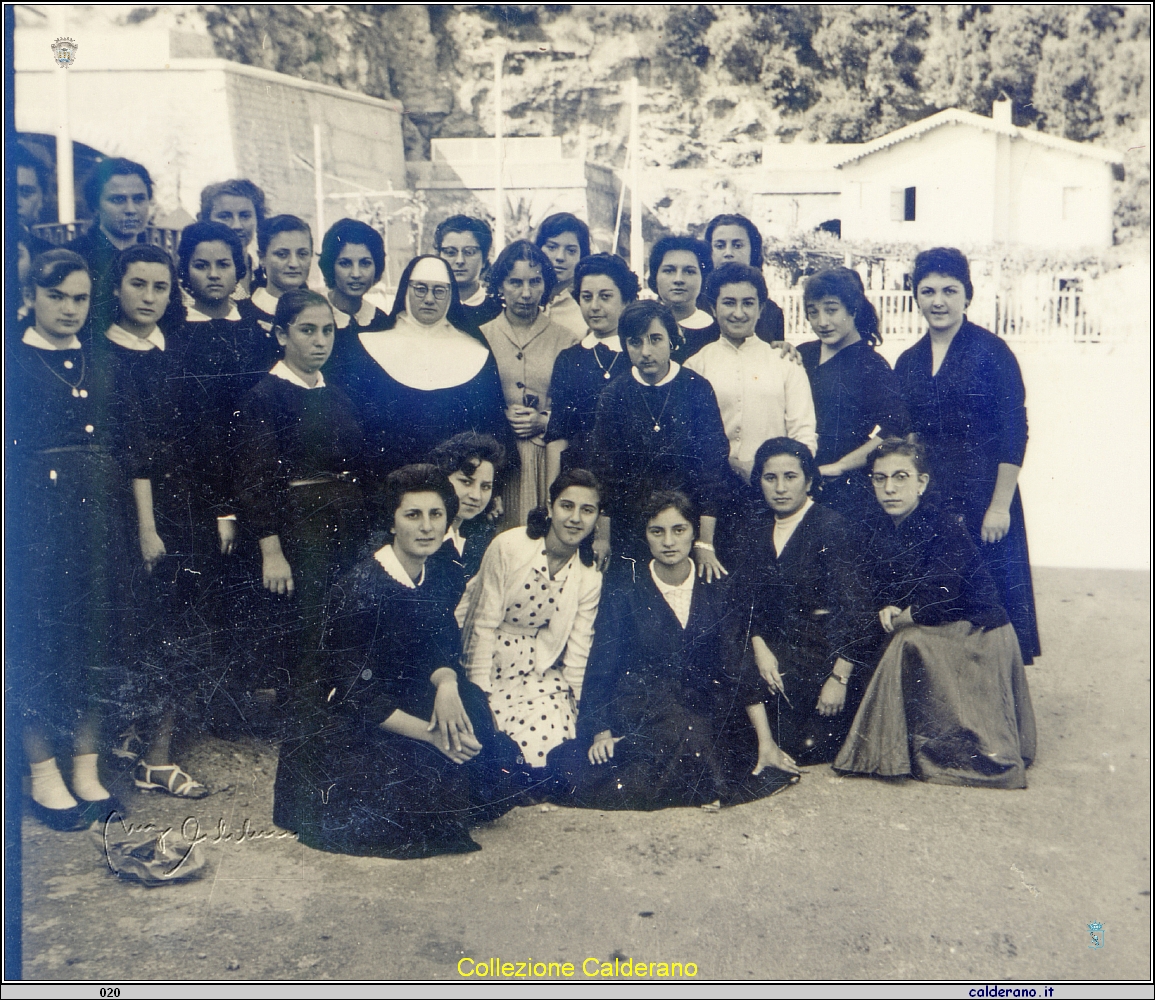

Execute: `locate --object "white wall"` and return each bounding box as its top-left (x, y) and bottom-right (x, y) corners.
top-left (838, 124), bottom-right (1115, 249)
top-left (839, 126), bottom-right (999, 245)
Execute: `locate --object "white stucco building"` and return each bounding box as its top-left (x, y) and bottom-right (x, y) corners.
top-left (833, 98), bottom-right (1123, 249)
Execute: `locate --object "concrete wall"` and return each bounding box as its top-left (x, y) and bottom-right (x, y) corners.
top-left (15, 25), bottom-right (406, 263)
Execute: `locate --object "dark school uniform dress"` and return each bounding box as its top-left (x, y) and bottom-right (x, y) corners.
top-left (104, 328), bottom-right (218, 726)
top-left (272, 553), bottom-right (525, 859)
top-left (894, 320), bottom-right (1040, 663)
top-left (544, 338), bottom-right (629, 472)
top-left (6, 334), bottom-right (131, 739)
top-left (590, 365), bottom-right (734, 573)
top-left (234, 368), bottom-right (370, 707)
top-left (734, 501), bottom-right (875, 764)
top-left (173, 305), bottom-right (276, 719)
top-left (550, 571), bottom-right (797, 809)
top-left (326, 300), bottom-right (389, 385)
top-left (834, 503), bottom-right (1037, 788)
top-left (798, 339), bottom-right (910, 526)
top-left (427, 519), bottom-right (499, 609)
top-left (69, 227), bottom-right (148, 339)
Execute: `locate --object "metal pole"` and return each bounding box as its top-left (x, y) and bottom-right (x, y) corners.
top-left (50, 10), bottom-right (74, 225)
top-left (494, 47), bottom-right (505, 251)
top-left (629, 77), bottom-right (642, 278)
top-left (313, 124), bottom-right (325, 241)
top-left (612, 141), bottom-right (630, 257)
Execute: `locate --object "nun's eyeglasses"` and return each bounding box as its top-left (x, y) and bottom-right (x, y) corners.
top-left (410, 283), bottom-right (450, 301)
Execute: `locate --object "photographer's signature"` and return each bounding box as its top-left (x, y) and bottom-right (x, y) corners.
top-left (102, 813), bottom-right (297, 879)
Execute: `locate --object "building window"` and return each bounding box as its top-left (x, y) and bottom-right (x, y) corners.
top-left (890, 186), bottom-right (916, 222)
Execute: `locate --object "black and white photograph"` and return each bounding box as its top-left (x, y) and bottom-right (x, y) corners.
top-left (3, 3), bottom-right (1151, 990)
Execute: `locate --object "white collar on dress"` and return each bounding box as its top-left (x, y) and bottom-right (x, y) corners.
top-left (359, 313), bottom-right (489, 391)
top-left (649, 560), bottom-right (694, 598)
top-left (373, 543), bottom-right (425, 588)
top-left (444, 523), bottom-right (467, 557)
top-left (104, 323), bottom-right (165, 352)
top-left (581, 331), bottom-right (622, 351)
top-left (461, 285), bottom-right (488, 308)
top-left (22, 327), bottom-right (81, 351)
top-left (678, 308), bottom-right (715, 330)
top-left (333, 298), bottom-right (379, 330)
top-left (631, 360), bottom-right (681, 387)
top-left (186, 302), bottom-right (242, 323)
top-left (249, 286), bottom-right (279, 316)
top-left (269, 360), bottom-right (325, 389)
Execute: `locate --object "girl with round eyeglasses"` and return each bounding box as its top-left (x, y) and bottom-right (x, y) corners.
top-left (834, 436), bottom-right (1037, 787)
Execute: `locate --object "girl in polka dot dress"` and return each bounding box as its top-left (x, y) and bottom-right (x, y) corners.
top-left (457, 469), bottom-right (604, 767)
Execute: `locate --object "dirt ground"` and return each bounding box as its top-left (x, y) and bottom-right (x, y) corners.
top-left (15, 566), bottom-right (1151, 982)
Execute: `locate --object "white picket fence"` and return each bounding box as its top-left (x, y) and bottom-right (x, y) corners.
top-left (772, 275), bottom-right (1106, 348)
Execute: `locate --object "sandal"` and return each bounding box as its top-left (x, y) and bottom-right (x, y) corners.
top-left (134, 763), bottom-right (209, 799)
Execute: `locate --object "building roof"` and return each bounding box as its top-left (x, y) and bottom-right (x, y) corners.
top-left (829, 107), bottom-right (1124, 168)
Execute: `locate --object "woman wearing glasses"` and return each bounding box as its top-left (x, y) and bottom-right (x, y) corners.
top-left (435, 215), bottom-right (501, 329)
top-left (834, 436), bottom-right (1036, 787)
top-left (340, 255), bottom-right (514, 483)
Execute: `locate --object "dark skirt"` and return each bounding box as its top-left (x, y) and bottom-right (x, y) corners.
top-left (8, 450), bottom-right (129, 740)
top-left (549, 681), bottom-right (797, 810)
top-left (764, 653), bottom-right (871, 766)
top-left (234, 481), bottom-right (369, 711)
top-left (119, 477), bottom-right (232, 728)
top-left (833, 621), bottom-right (1037, 788)
top-left (273, 679), bottom-right (526, 859)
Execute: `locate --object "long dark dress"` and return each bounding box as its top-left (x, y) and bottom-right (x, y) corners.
top-left (6, 336), bottom-right (130, 740)
top-left (894, 320), bottom-right (1040, 662)
top-left (172, 308), bottom-right (276, 723)
top-left (233, 373), bottom-right (370, 708)
top-left (272, 554), bottom-right (525, 858)
top-left (734, 501), bottom-right (874, 764)
top-left (544, 339), bottom-right (629, 472)
top-left (551, 571), bottom-right (797, 809)
top-left (590, 366), bottom-right (735, 571)
top-left (834, 502), bottom-right (1037, 787)
top-left (336, 333), bottom-right (516, 488)
top-left (798, 340), bottom-right (910, 526)
top-left (105, 332), bottom-right (218, 729)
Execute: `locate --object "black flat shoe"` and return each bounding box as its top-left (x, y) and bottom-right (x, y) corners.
top-left (78, 795), bottom-right (125, 826)
top-left (26, 798), bottom-right (91, 832)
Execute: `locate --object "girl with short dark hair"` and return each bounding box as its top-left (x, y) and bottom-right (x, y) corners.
top-left (272, 464), bottom-right (525, 858)
top-left (798, 266), bottom-right (910, 526)
top-left (833, 437), bottom-right (1037, 786)
top-left (544, 252), bottom-right (640, 498)
top-left (8, 250), bottom-right (129, 828)
top-left (456, 468), bottom-right (604, 769)
top-left (552, 490), bottom-right (799, 810)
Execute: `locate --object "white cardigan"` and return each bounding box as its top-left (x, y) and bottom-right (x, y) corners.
top-left (455, 527), bottom-right (603, 702)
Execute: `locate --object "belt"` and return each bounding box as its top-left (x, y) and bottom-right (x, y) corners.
top-left (33, 445), bottom-right (111, 456)
top-left (289, 471), bottom-right (357, 487)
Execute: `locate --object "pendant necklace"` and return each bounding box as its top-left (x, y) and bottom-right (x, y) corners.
top-left (639, 382), bottom-right (673, 433)
top-left (37, 348), bottom-right (87, 398)
top-left (592, 342), bottom-right (620, 380)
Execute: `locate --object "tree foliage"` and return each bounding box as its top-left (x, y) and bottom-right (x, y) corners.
top-left (202, 4), bottom-right (1150, 236)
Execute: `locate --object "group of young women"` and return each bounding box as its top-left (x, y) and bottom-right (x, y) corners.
top-left (8, 159), bottom-right (1037, 859)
